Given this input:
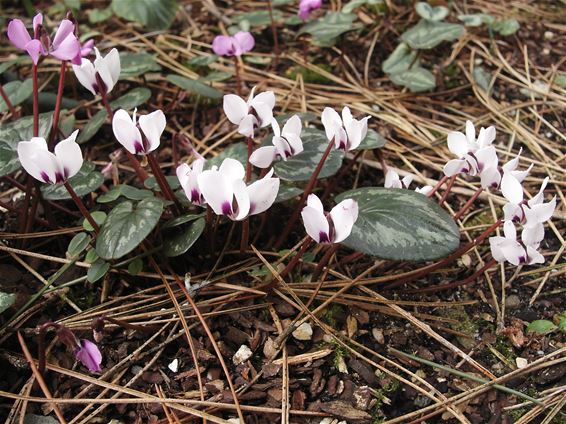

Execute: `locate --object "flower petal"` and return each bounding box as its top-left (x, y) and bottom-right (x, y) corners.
top-left (465, 120), bottom-right (475, 145)
top-left (17, 138), bottom-right (59, 184)
top-left (528, 177), bottom-right (549, 206)
top-left (503, 202), bottom-right (523, 223)
top-left (443, 158), bottom-right (467, 176)
top-left (475, 146), bottom-right (498, 171)
top-left (447, 131), bottom-right (468, 158)
top-left (521, 223), bottom-right (544, 248)
top-left (50, 32), bottom-right (81, 61)
top-left (500, 240), bottom-right (525, 266)
top-left (251, 100), bottom-right (274, 127)
top-left (7, 19), bottom-right (31, 50)
top-left (75, 340), bottom-right (102, 372)
top-left (526, 246), bottom-right (545, 265)
top-left (238, 115), bottom-right (257, 138)
top-left (281, 114), bottom-right (301, 139)
top-left (231, 178), bottom-right (250, 220)
top-left (212, 35), bottom-right (234, 56)
top-left (489, 236), bottom-right (506, 262)
top-left (72, 60), bottom-right (98, 95)
top-left (306, 194), bottom-right (324, 214)
top-left (138, 109), bottom-right (166, 153)
top-left (51, 19), bottom-right (75, 50)
top-left (54, 129), bottom-right (83, 180)
top-left (198, 169), bottom-right (234, 215)
top-left (219, 158), bottom-right (246, 182)
top-left (301, 204), bottom-right (329, 243)
top-left (524, 196), bottom-right (556, 225)
top-left (479, 166), bottom-right (501, 189)
top-left (233, 31), bottom-right (255, 54)
top-left (223, 94), bottom-right (248, 125)
top-left (321, 107), bottom-right (342, 141)
top-left (476, 125), bottom-right (496, 148)
top-left (112, 109), bottom-right (143, 154)
top-left (250, 146), bottom-right (277, 168)
top-left (384, 169), bottom-right (401, 188)
top-left (329, 198), bottom-right (358, 243)
top-left (104, 48), bottom-right (121, 90)
top-left (273, 136), bottom-right (293, 159)
top-left (247, 171), bottom-right (279, 215)
top-left (271, 118), bottom-right (281, 137)
top-left (24, 39), bottom-right (42, 65)
top-left (501, 173), bottom-right (524, 204)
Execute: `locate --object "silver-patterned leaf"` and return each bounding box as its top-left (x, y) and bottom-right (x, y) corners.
top-left (0, 292), bottom-right (16, 315)
top-left (96, 197), bottom-right (164, 259)
top-left (0, 79), bottom-right (33, 113)
top-left (389, 67), bottom-right (436, 93)
top-left (274, 128), bottom-right (344, 181)
top-left (415, 2), bottom-right (449, 21)
top-left (357, 129), bottom-right (386, 150)
top-left (119, 52), bottom-right (161, 78)
top-left (163, 217), bottom-right (205, 257)
top-left (382, 43), bottom-right (419, 75)
top-left (111, 0), bottom-right (178, 30)
top-left (401, 20), bottom-right (465, 50)
top-left (205, 143), bottom-right (248, 169)
top-left (298, 12), bottom-right (357, 47)
top-left (87, 259), bottom-right (110, 283)
top-left (41, 162), bottom-right (104, 200)
top-left (335, 187), bottom-right (459, 261)
top-left (67, 232), bottom-right (92, 256)
top-left (167, 74), bottom-right (223, 99)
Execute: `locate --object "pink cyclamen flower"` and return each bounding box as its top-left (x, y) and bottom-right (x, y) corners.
top-left (75, 339), bottom-right (102, 372)
top-left (73, 39), bottom-right (95, 65)
top-left (7, 14), bottom-right (80, 64)
top-left (197, 158), bottom-right (280, 221)
top-left (112, 108), bottom-right (166, 155)
top-left (321, 106), bottom-right (370, 151)
top-left (212, 32), bottom-right (255, 57)
top-left (250, 115), bottom-right (303, 168)
top-left (17, 130), bottom-right (83, 184)
top-left (177, 157), bottom-right (206, 205)
top-left (301, 194), bottom-right (358, 243)
top-left (299, 0), bottom-right (323, 21)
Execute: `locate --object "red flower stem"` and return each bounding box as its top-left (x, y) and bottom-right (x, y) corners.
top-left (233, 56), bottom-right (241, 96)
top-left (32, 63), bottom-right (39, 137)
top-left (23, 182), bottom-right (41, 235)
top-left (246, 136), bottom-right (253, 182)
top-left (98, 315), bottom-right (154, 332)
top-left (407, 258), bottom-right (498, 294)
top-left (384, 219), bottom-right (503, 290)
top-left (267, 0), bottom-right (280, 67)
top-left (439, 175), bottom-right (457, 205)
top-left (453, 186), bottom-right (483, 221)
top-left (97, 82), bottom-right (149, 182)
top-left (279, 237), bottom-right (312, 280)
top-left (37, 322), bottom-right (60, 375)
top-left (147, 153), bottom-right (181, 215)
top-left (274, 138), bottom-right (335, 249)
top-left (312, 243), bottom-right (339, 281)
top-left (240, 219), bottom-right (249, 253)
top-left (427, 175), bottom-right (448, 198)
top-left (0, 84), bottom-right (17, 118)
top-left (171, 133), bottom-right (179, 168)
top-left (48, 60), bottom-right (67, 148)
top-left (64, 181), bottom-right (99, 233)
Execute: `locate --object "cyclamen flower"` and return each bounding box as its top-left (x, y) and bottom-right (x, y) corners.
top-left (72, 48), bottom-right (120, 96)
top-left (321, 107), bottom-right (370, 151)
top-left (75, 339), bottom-right (102, 372)
top-left (112, 108), bottom-right (166, 155)
top-left (197, 158), bottom-right (280, 221)
top-left (384, 169), bottom-right (433, 195)
top-left (74, 39), bottom-right (95, 64)
top-left (299, 0), bottom-right (323, 21)
top-left (7, 15), bottom-right (80, 65)
top-left (501, 175), bottom-right (556, 225)
top-left (443, 120), bottom-right (498, 179)
top-left (250, 115), bottom-right (303, 168)
top-left (223, 87), bottom-right (276, 138)
top-left (212, 32), bottom-right (255, 57)
top-left (17, 130), bottom-right (82, 184)
top-left (489, 221), bottom-right (545, 266)
top-left (177, 157), bottom-right (206, 205)
top-left (301, 194), bottom-right (358, 244)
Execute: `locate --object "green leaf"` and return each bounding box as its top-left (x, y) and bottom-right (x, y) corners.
top-left (167, 74), bottom-right (223, 99)
top-left (87, 259), bottom-right (110, 283)
top-left (276, 184), bottom-right (303, 203)
top-left (206, 143), bottom-right (248, 170)
top-left (335, 187), bottom-right (460, 261)
top-left (163, 217), bottom-right (205, 257)
top-left (342, 0), bottom-right (383, 13)
top-left (275, 112), bottom-right (318, 125)
top-left (120, 52), bottom-right (161, 78)
top-left (128, 257), bottom-right (143, 275)
top-left (188, 55), bottom-right (218, 67)
top-left (473, 66), bottom-right (492, 93)
top-left (77, 109), bottom-right (107, 144)
top-left (83, 211), bottom-right (107, 232)
top-left (274, 128), bottom-right (344, 181)
top-left (457, 13), bottom-right (494, 27)
top-left (144, 175), bottom-right (180, 191)
top-left (67, 232), bottom-right (91, 256)
top-left (96, 197), bottom-right (164, 259)
top-left (97, 184), bottom-right (154, 203)
top-left (491, 19), bottom-right (520, 36)
top-left (273, 0), bottom-right (293, 5)
top-left (415, 2), bottom-right (449, 22)
top-left (41, 162), bottom-right (104, 200)
top-left (554, 73), bottom-right (566, 88)
top-left (85, 248), bottom-right (99, 264)
top-left (111, 0), bottom-right (178, 30)
top-left (0, 292), bottom-right (16, 314)
top-left (200, 71), bottom-right (232, 83)
top-left (0, 79), bottom-right (33, 113)
top-left (526, 320), bottom-right (557, 335)
top-left (88, 7), bottom-right (113, 24)
top-left (401, 20), bottom-right (465, 50)
top-left (389, 67), bottom-right (436, 92)
top-left (162, 213), bottom-right (203, 229)
top-left (299, 12), bottom-right (357, 47)
top-left (233, 10), bottom-right (284, 27)
top-left (382, 43), bottom-right (419, 75)
top-left (357, 129), bottom-right (386, 150)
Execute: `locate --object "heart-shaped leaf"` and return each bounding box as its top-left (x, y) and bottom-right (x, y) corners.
top-left (526, 320), bottom-right (557, 335)
top-left (97, 184), bottom-right (154, 203)
top-left (415, 2), bottom-right (449, 21)
top-left (96, 197), bottom-right (164, 259)
top-left (77, 109), bottom-right (107, 144)
top-left (274, 128), bottom-right (344, 181)
top-left (41, 161), bottom-right (104, 200)
top-left (163, 216), bottom-right (205, 257)
top-left (167, 74), bottom-right (223, 99)
top-left (120, 52), bottom-right (161, 78)
top-left (0, 292), bottom-right (16, 315)
top-left (83, 211), bottom-right (107, 232)
top-left (276, 184), bottom-right (303, 203)
top-left (206, 143), bottom-right (248, 170)
top-left (457, 13), bottom-right (494, 27)
top-left (382, 43), bottom-right (419, 75)
top-left (335, 187), bottom-right (459, 261)
top-left (402, 20), bottom-right (465, 50)
top-left (491, 19), bottom-right (520, 36)
top-left (299, 12), bottom-right (357, 47)
top-left (87, 259), bottom-right (110, 283)
top-left (0, 79), bottom-right (33, 113)
top-left (111, 0), bottom-right (178, 30)
top-left (389, 67), bottom-right (436, 92)
top-left (357, 129), bottom-right (386, 150)
top-left (67, 232), bottom-right (92, 256)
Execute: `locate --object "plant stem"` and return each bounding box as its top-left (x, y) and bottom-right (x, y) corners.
top-left (267, 0), bottom-right (280, 67)
top-left (439, 175), bottom-right (457, 205)
top-left (240, 219), bottom-right (249, 253)
top-left (426, 175), bottom-right (448, 198)
top-left (279, 237), bottom-right (312, 280)
top-left (48, 61), bottom-right (67, 148)
top-left (147, 153), bottom-right (181, 215)
top-left (64, 181), bottom-right (99, 233)
top-left (453, 186), bottom-right (483, 221)
top-left (233, 56), bottom-right (241, 96)
top-left (37, 322), bottom-right (60, 375)
top-left (312, 244), bottom-right (339, 281)
top-left (32, 63), bottom-right (39, 137)
top-left (246, 136), bottom-right (253, 182)
top-left (0, 84), bottom-right (17, 118)
top-left (274, 138), bottom-right (335, 249)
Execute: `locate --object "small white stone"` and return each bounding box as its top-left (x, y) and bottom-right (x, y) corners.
top-left (233, 345), bottom-right (253, 365)
top-left (544, 31), bottom-right (554, 40)
top-left (292, 322), bottom-right (313, 341)
top-left (227, 419), bottom-right (241, 424)
top-left (168, 358), bottom-right (179, 373)
top-left (516, 357), bottom-right (528, 369)
top-left (318, 419), bottom-right (333, 424)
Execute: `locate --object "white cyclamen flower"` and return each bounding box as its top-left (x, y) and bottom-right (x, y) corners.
top-left (250, 115), bottom-right (303, 168)
top-left (177, 157), bottom-right (206, 205)
top-left (384, 169), bottom-right (414, 189)
top-left (197, 158), bottom-right (280, 221)
top-left (17, 130), bottom-right (82, 184)
top-left (301, 194), bottom-right (358, 244)
top-left (321, 106), bottom-right (370, 151)
top-left (72, 47), bottom-right (120, 96)
top-left (489, 221), bottom-right (545, 266)
top-left (112, 108), bottom-right (166, 155)
top-left (223, 87), bottom-right (275, 138)
top-left (502, 175), bottom-right (556, 225)
top-left (443, 120), bottom-right (498, 178)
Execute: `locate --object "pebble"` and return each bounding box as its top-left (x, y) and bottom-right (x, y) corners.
top-left (292, 322), bottom-right (313, 341)
top-left (505, 294), bottom-right (521, 309)
top-left (167, 358), bottom-right (179, 373)
top-left (232, 345), bottom-right (253, 365)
